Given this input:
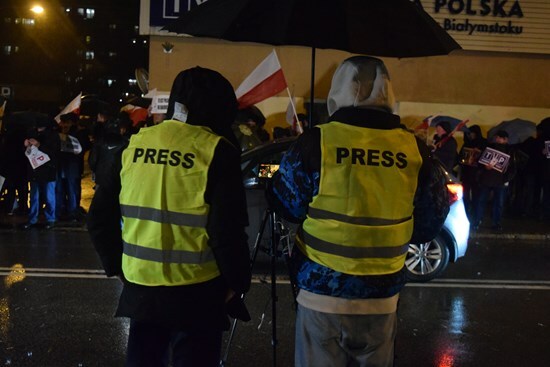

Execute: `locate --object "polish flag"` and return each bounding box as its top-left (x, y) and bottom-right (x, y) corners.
top-left (55, 92), bottom-right (82, 123)
top-left (235, 50), bottom-right (287, 109)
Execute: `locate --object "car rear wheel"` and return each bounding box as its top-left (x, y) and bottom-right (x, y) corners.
top-left (405, 235), bottom-right (450, 282)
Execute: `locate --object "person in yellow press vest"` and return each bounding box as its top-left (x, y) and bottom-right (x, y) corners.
top-left (268, 56), bottom-right (450, 367)
top-left (87, 67), bottom-right (251, 367)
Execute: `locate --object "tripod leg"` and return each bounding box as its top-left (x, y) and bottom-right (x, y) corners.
top-left (220, 209), bottom-right (271, 366)
top-left (269, 210), bottom-right (278, 367)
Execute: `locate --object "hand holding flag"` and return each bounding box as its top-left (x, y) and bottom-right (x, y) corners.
top-left (55, 92), bottom-right (82, 123)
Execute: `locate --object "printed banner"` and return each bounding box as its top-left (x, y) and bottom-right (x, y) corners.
top-left (25, 146), bottom-right (51, 169)
top-left (460, 147), bottom-right (482, 167)
top-left (478, 147), bottom-right (510, 173)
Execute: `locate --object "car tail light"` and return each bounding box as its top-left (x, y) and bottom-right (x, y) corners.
top-left (447, 183), bottom-right (463, 205)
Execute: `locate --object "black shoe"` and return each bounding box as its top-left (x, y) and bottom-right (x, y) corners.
top-left (44, 222), bottom-right (55, 230)
top-left (21, 222), bottom-right (37, 230)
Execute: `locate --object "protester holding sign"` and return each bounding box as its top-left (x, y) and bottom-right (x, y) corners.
top-left (22, 116), bottom-right (60, 230)
top-left (471, 130), bottom-right (517, 231)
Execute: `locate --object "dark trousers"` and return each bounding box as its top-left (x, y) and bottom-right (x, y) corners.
top-left (473, 185), bottom-right (507, 227)
top-left (126, 319), bottom-right (222, 367)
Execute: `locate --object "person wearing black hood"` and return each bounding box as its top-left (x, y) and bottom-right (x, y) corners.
top-left (87, 67), bottom-right (251, 367)
top-left (432, 120), bottom-right (458, 173)
top-left (268, 56), bottom-right (449, 367)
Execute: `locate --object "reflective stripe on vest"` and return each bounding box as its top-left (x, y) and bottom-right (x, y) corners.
top-left (123, 241), bottom-right (215, 264)
top-left (120, 120), bottom-right (221, 286)
top-left (298, 121), bottom-right (423, 276)
top-left (121, 204), bottom-right (208, 228)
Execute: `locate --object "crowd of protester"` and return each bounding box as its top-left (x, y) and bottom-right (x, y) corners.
top-left (432, 117), bottom-right (550, 231)
top-left (1, 93), bottom-right (550, 233)
top-left (0, 100), bottom-right (141, 229)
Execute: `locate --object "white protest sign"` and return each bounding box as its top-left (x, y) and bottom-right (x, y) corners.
top-left (545, 141), bottom-right (550, 159)
top-left (478, 147), bottom-right (510, 173)
top-left (0, 174), bottom-right (5, 191)
top-left (25, 145), bottom-right (51, 169)
top-left (151, 93), bottom-right (170, 114)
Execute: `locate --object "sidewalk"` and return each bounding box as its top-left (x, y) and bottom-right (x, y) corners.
top-left (470, 214), bottom-right (550, 240)
top-left (1, 168), bottom-right (549, 239)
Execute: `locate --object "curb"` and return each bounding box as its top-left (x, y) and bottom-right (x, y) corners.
top-left (470, 232), bottom-right (550, 241)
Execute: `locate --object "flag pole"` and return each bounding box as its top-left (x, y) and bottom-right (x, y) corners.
top-left (286, 87), bottom-right (303, 134)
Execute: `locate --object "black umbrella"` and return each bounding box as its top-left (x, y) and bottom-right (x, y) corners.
top-left (163, 0), bottom-right (461, 125)
top-left (487, 118), bottom-right (537, 145)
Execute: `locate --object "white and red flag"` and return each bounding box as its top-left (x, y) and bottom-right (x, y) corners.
top-left (235, 50), bottom-right (287, 109)
top-left (55, 92), bottom-right (82, 123)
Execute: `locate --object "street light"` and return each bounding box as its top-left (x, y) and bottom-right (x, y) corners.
top-left (30, 5), bottom-right (44, 15)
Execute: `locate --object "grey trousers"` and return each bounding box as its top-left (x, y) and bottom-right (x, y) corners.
top-left (295, 304), bottom-right (397, 367)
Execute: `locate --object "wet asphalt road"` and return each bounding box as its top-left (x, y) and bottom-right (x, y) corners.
top-left (1, 227), bottom-right (550, 367)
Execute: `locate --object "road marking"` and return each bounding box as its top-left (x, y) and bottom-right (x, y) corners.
top-left (2, 268), bottom-right (550, 290)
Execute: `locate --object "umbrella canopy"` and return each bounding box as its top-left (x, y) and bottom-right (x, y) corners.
top-left (428, 115), bottom-right (470, 132)
top-left (487, 118), bottom-right (537, 145)
top-left (163, 0), bottom-right (460, 57)
top-left (163, 0), bottom-right (460, 127)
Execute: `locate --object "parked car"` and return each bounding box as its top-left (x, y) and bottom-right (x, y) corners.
top-left (241, 137), bottom-right (470, 282)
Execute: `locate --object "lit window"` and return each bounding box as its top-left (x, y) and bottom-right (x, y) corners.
top-left (142, 39), bottom-right (147, 44)
top-left (131, 39), bottom-right (137, 44)
top-left (15, 18), bottom-right (21, 24)
top-left (134, 25), bottom-right (139, 32)
top-left (2, 45), bottom-right (20, 55)
top-left (108, 51), bottom-right (117, 57)
top-left (128, 79), bottom-right (137, 86)
top-left (85, 51), bottom-right (94, 60)
top-left (107, 79), bottom-right (116, 87)
top-left (65, 8), bottom-right (71, 13)
top-left (85, 9), bottom-right (95, 19)
top-left (22, 18), bottom-right (35, 26)
top-left (85, 36), bottom-right (92, 44)
top-left (77, 8), bottom-right (84, 16)
top-left (109, 24), bottom-right (117, 30)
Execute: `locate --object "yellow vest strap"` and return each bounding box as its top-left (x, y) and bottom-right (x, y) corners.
top-left (121, 204), bottom-right (208, 227)
top-left (308, 207), bottom-right (412, 226)
top-left (301, 230), bottom-right (410, 259)
top-left (123, 241), bottom-right (214, 264)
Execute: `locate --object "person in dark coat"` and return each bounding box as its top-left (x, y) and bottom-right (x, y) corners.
top-left (56, 112), bottom-right (90, 221)
top-left (471, 130), bottom-right (517, 231)
top-left (22, 116), bottom-right (61, 229)
top-left (432, 120), bottom-right (458, 173)
top-left (538, 117), bottom-right (550, 220)
top-left (458, 124), bottom-right (487, 218)
top-left (0, 116), bottom-right (29, 215)
top-left (87, 67), bottom-right (251, 366)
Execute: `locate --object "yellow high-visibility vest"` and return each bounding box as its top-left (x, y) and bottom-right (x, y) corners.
top-left (119, 120), bottom-right (221, 286)
top-left (297, 121), bottom-right (423, 275)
